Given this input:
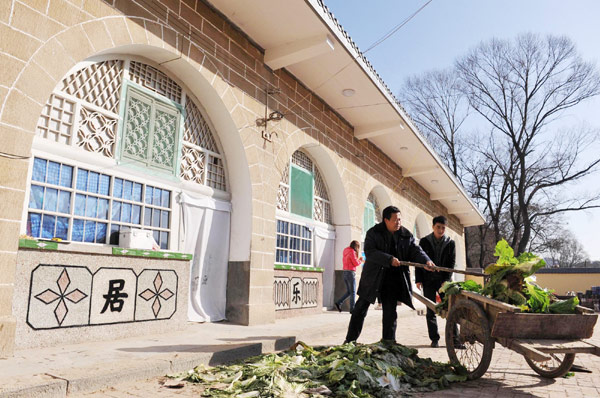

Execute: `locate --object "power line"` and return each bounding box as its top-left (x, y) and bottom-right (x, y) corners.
top-left (364, 0), bottom-right (434, 54)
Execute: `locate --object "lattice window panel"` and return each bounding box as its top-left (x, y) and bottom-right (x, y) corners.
top-left (313, 167), bottom-right (329, 200)
top-left (277, 184), bottom-right (289, 211)
top-left (129, 61), bottom-right (182, 103)
top-left (280, 163), bottom-right (290, 185)
top-left (313, 197), bottom-right (332, 224)
top-left (184, 100), bottom-right (219, 153)
top-left (151, 108), bottom-right (178, 169)
top-left (76, 107), bottom-right (117, 158)
top-left (61, 60), bottom-right (124, 114)
top-left (368, 192), bottom-right (382, 222)
top-left (291, 150), bottom-right (312, 171)
top-left (207, 155), bottom-right (226, 191)
top-left (180, 144), bottom-right (206, 184)
top-left (37, 94), bottom-right (76, 144)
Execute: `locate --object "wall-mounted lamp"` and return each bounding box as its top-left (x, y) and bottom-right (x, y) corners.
top-left (430, 179), bottom-right (439, 184)
top-left (256, 110), bottom-right (285, 127)
top-left (256, 88), bottom-right (284, 142)
top-left (342, 88), bottom-right (355, 97)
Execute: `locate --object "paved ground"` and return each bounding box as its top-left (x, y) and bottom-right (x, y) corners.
top-left (71, 308), bottom-right (600, 398)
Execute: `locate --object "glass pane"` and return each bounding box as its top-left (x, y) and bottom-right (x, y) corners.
top-left (132, 205), bottom-right (141, 224)
top-left (96, 223), bottom-right (107, 243)
top-left (114, 178), bottom-right (123, 198)
top-left (29, 185), bottom-right (44, 209)
top-left (47, 161), bottom-right (60, 185)
top-left (123, 180), bottom-right (132, 201)
top-left (133, 183), bottom-right (142, 202)
top-left (43, 188), bottom-right (58, 212)
top-left (112, 200), bottom-right (121, 221)
top-left (161, 190), bottom-right (170, 208)
top-left (153, 188), bottom-right (161, 206)
top-left (56, 217), bottom-right (68, 240)
top-left (85, 196), bottom-right (97, 218)
top-left (109, 224), bottom-right (119, 245)
top-left (145, 186), bottom-right (153, 204)
top-left (58, 191), bottom-right (71, 214)
top-left (121, 203), bottom-right (132, 223)
top-left (99, 175), bottom-right (110, 195)
top-left (76, 169), bottom-right (88, 191)
top-left (32, 158), bottom-right (47, 182)
top-left (97, 198), bottom-right (109, 219)
top-left (41, 214), bottom-right (56, 239)
top-left (143, 207), bottom-right (151, 226)
top-left (60, 164), bottom-right (73, 188)
top-left (153, 230), bottom-right (160, 246)
top-left (160, 232), bottom-right (168, 250)
top-left (160, 210), bottom-right (169, 228)
top-left (74, 193), bottom-right (86, 216)
top-left (84, 220), bottom-right (96, 243)
top-left (88, 172), bottom-right (99, 193)
top-left (72, 219), bottom-right (84, 241)
top-left (152, 208), bottom-right (160, 227)
top-left (27, 213), bottom-right (41, 237)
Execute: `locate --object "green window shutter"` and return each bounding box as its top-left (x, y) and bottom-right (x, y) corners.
top-left (121, 86), bottom-right (180, 174)
top-left (362, 201), bottom-right (376, 240)
top-left (290, 165), bottom-right (313, 218)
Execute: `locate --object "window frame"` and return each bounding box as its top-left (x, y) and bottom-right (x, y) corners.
top-left (21, 148), bottom-right (181, 251)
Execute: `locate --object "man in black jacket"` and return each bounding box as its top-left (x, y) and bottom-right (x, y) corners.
top-left (416, 215), bottom-right (456, 347)
top-left (344, 206), bottom-right (434, 343)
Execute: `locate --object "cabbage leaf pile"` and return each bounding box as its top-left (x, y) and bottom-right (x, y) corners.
top-left (175, 340), bottom-right (467, 397)
top-left (436, 239), bottom-right (579, 314)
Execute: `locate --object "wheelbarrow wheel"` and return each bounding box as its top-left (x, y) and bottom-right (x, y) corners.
top-left (524, 353), bottom-right (575, 378)
top-left (446, 299), bottom-right (494, 380)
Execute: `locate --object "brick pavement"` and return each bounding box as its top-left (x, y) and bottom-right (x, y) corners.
top-left (73, 309), bottom-right (600, 398)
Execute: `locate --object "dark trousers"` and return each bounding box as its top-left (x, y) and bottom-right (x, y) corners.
top-left (336, 270), bottom-right (356, 311)
top-left (423, 282), bottom-right (442, 342)
top-left (344, 287), bottom-right (400, 342)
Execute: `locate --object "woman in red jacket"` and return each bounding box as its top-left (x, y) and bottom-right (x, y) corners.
top-left (335, 240), bottom-right (363, 312)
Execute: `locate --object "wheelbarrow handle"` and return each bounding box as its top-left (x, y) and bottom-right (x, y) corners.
top-left (397, 260), bottom-right (485, 277)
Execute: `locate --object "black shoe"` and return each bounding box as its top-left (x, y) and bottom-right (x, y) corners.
top-left (430, 340), bottom-right (439, 348)
top-left (454, 342), bottom-right (466, 349)
top-left (335, 302), bottom-right (342, 312)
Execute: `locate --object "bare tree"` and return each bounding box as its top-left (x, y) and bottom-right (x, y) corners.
top-left (400, 70), bottom-right (468, 178)
top-left (544, 229), bottom-right (589, 268)
top-left (456, 33), bottom-right (600, 255)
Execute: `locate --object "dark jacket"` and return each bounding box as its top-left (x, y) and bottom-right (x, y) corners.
top-left (416, 233), bottom-right (456, 286)
top-left (357, 222), bottom-right (431, 308)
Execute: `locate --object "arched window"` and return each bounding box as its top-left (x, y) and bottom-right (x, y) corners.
top-left (362, 192), bottom-right (381, 240)
top-left (275, 150), bottom-right (332, 266)
top-left (26, 58), bottom-right (226, 249)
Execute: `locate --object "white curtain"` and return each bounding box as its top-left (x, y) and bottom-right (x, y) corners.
top-left (178, 192), bottom-right (231, 322)
top-left (314, 226), bottom-right (336, 308)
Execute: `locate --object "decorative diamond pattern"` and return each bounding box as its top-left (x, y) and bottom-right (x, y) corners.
top-left (314, 197), bottom-right (324, 222)
top-left (313, 167), bottom-right (329, 200)
top-left (184, 100), bottom-right (219, 153)
top-left (151, 110), bottom-right (177, 168)
top-left (129, 61), bottom-right (182, 103)
top-left (280, 163), bottom-right (290, 185)
top-left (36, 94), bottom-right (75, 144)
top-left (180, 144), bottom-right (206, 184)
top-left (61, 60), bottom-right (124, 114)
top-left (123, 96), bottom-right (151, 160)
top-left (136, 271), bottom-right (174, 319)
top-left (76, 107), bottom-right (117, 158)
top-left (34, 267), bottom-right (89, 326)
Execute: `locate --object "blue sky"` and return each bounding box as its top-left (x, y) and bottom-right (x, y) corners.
top-left (325, 0), bottom-right (600, 260)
